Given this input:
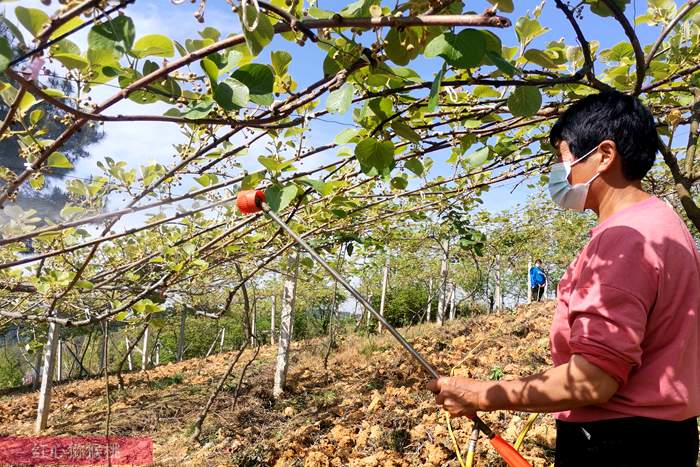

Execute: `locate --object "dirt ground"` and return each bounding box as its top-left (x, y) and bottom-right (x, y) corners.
top-left (0, 301), bottom-right (558, 466)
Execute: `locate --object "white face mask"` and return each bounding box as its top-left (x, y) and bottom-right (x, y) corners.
top-left (548, 145), bottom-right (601, 212)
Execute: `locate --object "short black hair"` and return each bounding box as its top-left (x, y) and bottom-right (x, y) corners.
top-left (535, 259), bottom-right (542, 264)
top-left (549, 90), bottom-right (658, 180)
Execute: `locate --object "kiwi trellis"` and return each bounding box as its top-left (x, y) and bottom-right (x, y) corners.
top-left (0, 0), bottom-right (699, 446)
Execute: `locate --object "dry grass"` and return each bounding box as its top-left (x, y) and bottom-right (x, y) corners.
top-left (0, 302), bottom-right (559, 466)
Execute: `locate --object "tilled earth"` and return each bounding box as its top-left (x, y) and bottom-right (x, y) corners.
top-left (0, 301), bottom-right (557, 466)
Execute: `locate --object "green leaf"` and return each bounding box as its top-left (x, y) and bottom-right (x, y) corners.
top-left (53, 52), bottom-right (89, 70)
top-left (241, 3), bottom-right (274, 56)
top-left (586, 0), bottom-right (630, 17)
top-left (29, 109), bottom-right (43, 125)
top-left (391, 175), bottom-right (408, 190)
top-left (265, 184), bottom-right (298, 212)
top-left (231, 64), bottom-right (274, 106)
top-left (131, 34), bottom-right (174, 58)
top-left (194, 173), bottom-right (218, 187)
top-left (466, 147), bottom-right (490, 167)
top-left (326, 84), bottom-right (353, 114)
top-left (271, 50), bottom-right (292, 75)
top-left (486, 0), bottom-right (515, 12)
top-left (15, 6), bottom-right (49, 37)
top-left (258, 156), bottom-right (292, 173)
top-left (29, 174), bottom-right (44, 190)
top-left (335, 128), bottom-right (361, 144)
top-left (486, 51), bottom-right (518, 76)
top-left (424, 29), bottom-right (486, 69)
top-left (214, 77), bottom-right (250, 110)
top-left (515, 17), bottom-right (549, 46)
top-left (0, 14), bottom-right (26, 46)
top-left (427, 64), bottom-right (445, 112)
top-left (59, 205), bottom-right (86, 221)
top-left (391, 120), bottom-right (420, 142)
top-left (523, 49), bottom-right (558, 69)
top-left (76, 280), bottom-right (94, 290)
top-left (355, 138), bottom-right (395, 176)
top-left (385, 27), bottom-right (420, 66)
top-left (404, 158), bottom-right (424, 177)
top-left (0, 37), bottom-right (12, 73)
top-left (181, 99), bottom-right (215, 119)
top-left (47, 152), bottom-right (73, 169)
top-left (50, 17), bottom-right (84, 40)
top-left (507, 86), bottom-right (542, 117)
top-left (298, 178), bottom-right (333, 196)
top-left (241, 170), bottom-right (264, 190)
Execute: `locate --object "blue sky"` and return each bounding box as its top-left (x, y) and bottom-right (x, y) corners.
top-left (8, 0), bottom-right (672, 221)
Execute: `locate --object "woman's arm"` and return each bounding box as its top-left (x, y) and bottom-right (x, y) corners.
top-left (427, 354), bottom-right (619, 417)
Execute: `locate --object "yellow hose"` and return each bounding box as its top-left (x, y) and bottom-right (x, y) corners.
top-left (514, 413), bottom-right (541, 451)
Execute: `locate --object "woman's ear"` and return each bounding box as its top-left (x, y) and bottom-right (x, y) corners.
top-left (597, 139), bottom-right (617, 174)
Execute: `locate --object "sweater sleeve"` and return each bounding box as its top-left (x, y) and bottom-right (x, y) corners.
top-left (567, 228), bottom-right (657, 387)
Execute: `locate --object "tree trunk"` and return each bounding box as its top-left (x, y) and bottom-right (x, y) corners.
top-left (378, 256), bottom-right (389, 332)
top-left (177, 309), bottom-right (186, 361)
top-left (220, 327), bottom-right (226, 353)
top-left (270, 296), bottom-right (276, 346)
top-left (426, 278), bottom-right (433, 322)
top-left (660, 89), bottom-right (700, 233)
top-left (437, 239), bottom-right (449, 325)
top-left (35, 322), bottom-right (60, 432)
top-left (273, 249), bottom-right (299, 398)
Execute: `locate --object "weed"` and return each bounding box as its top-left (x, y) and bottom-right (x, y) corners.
top-left (488, 366), bottom-right (504, 381)
top-left (364, 377), bottom-right (386, 392)
top-left (359, 341), bottom-right (390, 357)
top-left (147, 373), bottom-right (184, 389)
top-left (313, 390), bottom-right (337, 408)
top-left (389, 428), bottom-right (411, 453)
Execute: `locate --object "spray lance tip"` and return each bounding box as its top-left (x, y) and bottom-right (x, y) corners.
top-left (237, 190), bottom-right (265, 215)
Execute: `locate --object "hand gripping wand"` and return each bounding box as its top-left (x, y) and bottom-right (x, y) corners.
top-left (236, 190), bottom-right (530, 467)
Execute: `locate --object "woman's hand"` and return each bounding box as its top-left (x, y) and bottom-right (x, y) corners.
top-left (426, 376), bottom-right (484, 418)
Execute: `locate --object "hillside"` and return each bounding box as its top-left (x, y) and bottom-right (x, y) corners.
top-left (0, 302), bottom-right (557, 466)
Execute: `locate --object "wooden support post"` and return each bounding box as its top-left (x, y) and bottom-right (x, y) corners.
top-left (206, 329), bottom-right (220, 357)
top-left (274, 249), bottom-right (299, 398)
top-left (56, 339), bottom-right (63, 382)
top-left (379, 257), bottom-right (389, 333)
top-left (125, 337), bottom-right (133, 371)
top-left (35, 322), bottom-right (60, 432)
top-left (141, 326), bottom-right (149, 372)
top-left (155, 339), bottom-right (160, 366)
top-left (448, 283), bottom-right (456, 321)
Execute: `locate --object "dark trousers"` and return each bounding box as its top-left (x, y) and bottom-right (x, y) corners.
top-left (555, 416), bottom-right (698, 466)
top-left (531, 286), bottom-right (544, 301)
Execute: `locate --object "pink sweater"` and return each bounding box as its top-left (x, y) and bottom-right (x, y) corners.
top-left (550, 197), bottom-right (700, 422)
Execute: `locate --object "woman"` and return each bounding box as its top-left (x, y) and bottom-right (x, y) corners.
top-left (428, 91), bottom-right (700, 466)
